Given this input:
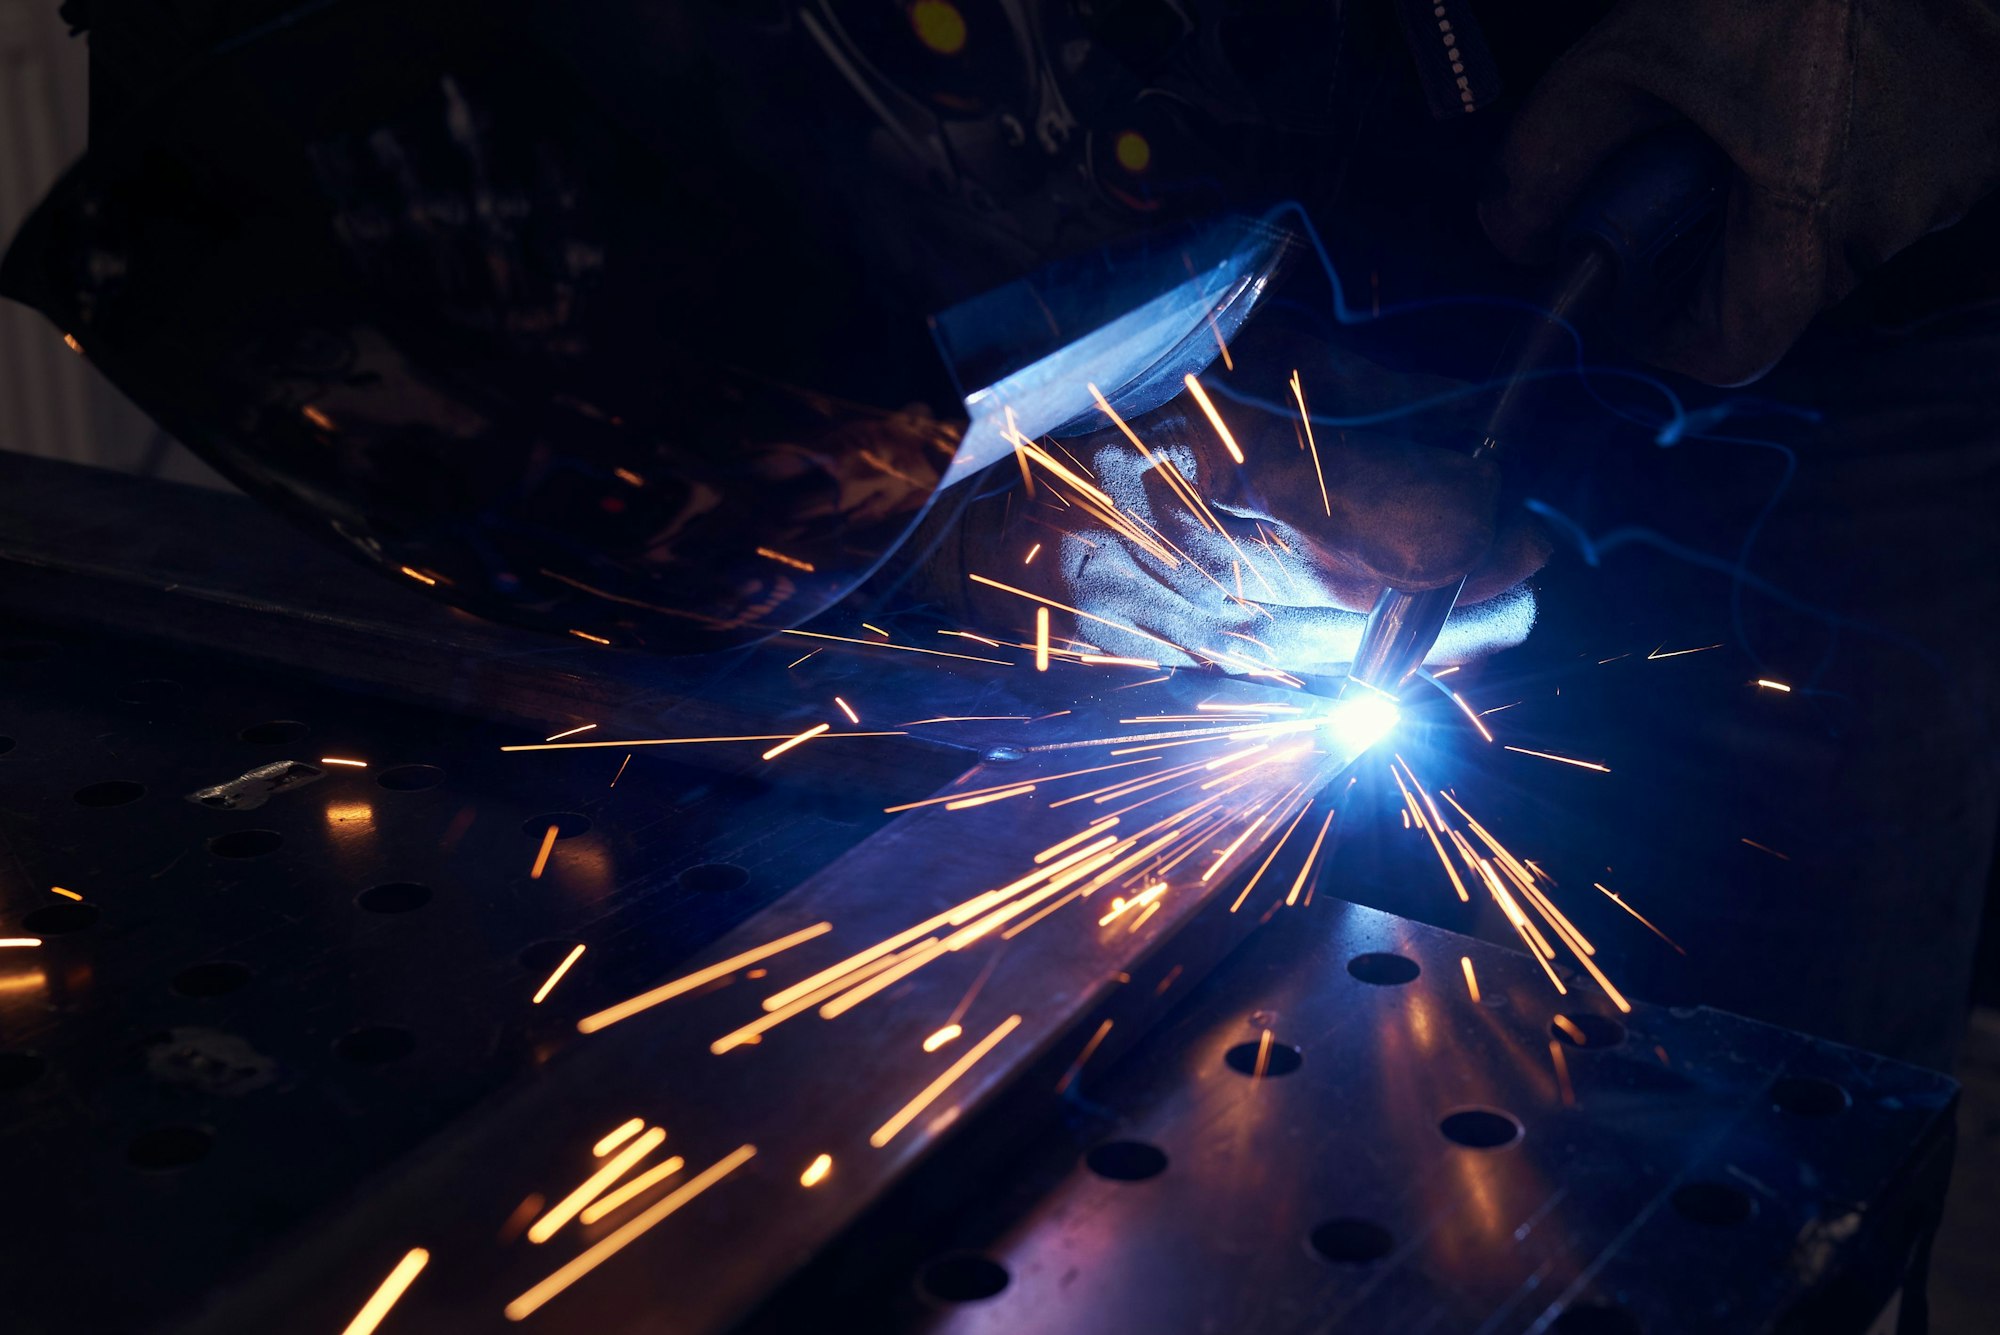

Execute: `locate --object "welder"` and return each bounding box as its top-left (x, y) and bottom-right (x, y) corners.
top-left (5, 0), bottom-right (1999, 1071)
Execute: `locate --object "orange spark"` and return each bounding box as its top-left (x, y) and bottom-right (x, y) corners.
top-left (1288, 370), bottom-right (1331, 516)
top-left (592, 1118), bottom-right (645, 1158)
top-left (1460, 956), bottom-right (1481, 1003)
top-left (1286, 809), bottom-right (1337, 906)
top-left (1033, 818), bottom-right (1119, 863)
top-left (1502, 745), bottom-right (1610, 773)
top-left (969, 573), bottom-right (1190, 660)
top-left (922, 1024), bottom-right (962, 1053)
top-left (1088, 384), bottom-right (1217, 533)
top-left (1182, 374), bottom-right (1245, 464)
top-left (833, 697), bottom-right (859, 724)
top-left (886, 757), bottom-right (1158, 813)
top-left (1024, 542), bottom-right (1042, 564)
top-left (577, 1155), bottom-right (688, 1226)
top-left (1392, 763), bottom-right (1467, 903)
top-left (1592, 882), bottom-right (1687, 954)
top-left (870, 1016), bottom-right (1022, 1148)
top-left (399, 566), bottom-right (437, 586)
top-left (799, 1154), bottom-right (833, 1188)
top-left (1549, 1040), bottom-right (1576, 1106)
top-left (781, 627), bottom-right (1011, 667)
top-left (339, 1248), bottom-right (429, 1335)
top-left (49, 886), bottom-right (82, 901)
top-left (320, 757), bottom-right (368, 768)
top-left (576, 923), bottom-right (833, 1033)
top-left (761, 723), bottom-right (832, 761)
top-left (755, 547), bottom-right (816, 573)
top-left (529, 824), bottom-right (560, 880)
top-left (1444, 688), bottom-right (1495, 743)
top-left (1229, 800), bottom-right (1313, 913)
top-left (531, 944), bottom-right (587, 1004)
top-left (504, 731), bottom-right (897, 753)
top-left (568, 629), bottom-right (611, 645)
top-left (1755, 678), bottom-right (1792, 693)
top-left (1035, 606), bottom-right (1051, 672)
top-left (943, 785), bottom-right (1035, 811)
top-left (504, 1146), bottom-right (756, 1322)
top-left (1252, 1028), bottom-right (1275, 1079)
top-left (1056, 1019), bottom-right (1114, 1093)
top-left (543, 723), bottom-right (597, 742)
top-left (524, 1135), bottom-right (672, 1247)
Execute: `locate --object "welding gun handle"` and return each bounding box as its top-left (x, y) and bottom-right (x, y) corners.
top-left (1557, 124), bottom-right (1731, 340)
top-left (1479, 126), bottom-right (1730, 461)
top-left (1344, 129), bottom-right (1729, 694)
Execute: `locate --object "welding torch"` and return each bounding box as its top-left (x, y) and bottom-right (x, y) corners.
top-left (1343, 127), bottom-right (1729, 696)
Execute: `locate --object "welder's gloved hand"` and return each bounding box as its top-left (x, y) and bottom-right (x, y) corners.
top-left (1481, 0), bottom-right (2000, 386)
top-left (926, 393), bottom-right (1549, 678)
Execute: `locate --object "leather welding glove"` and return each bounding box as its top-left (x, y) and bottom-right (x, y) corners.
top-left (1481, 0), bottom-right (2000, 386)
top-left (912, 383), bottom-right (1550, 678)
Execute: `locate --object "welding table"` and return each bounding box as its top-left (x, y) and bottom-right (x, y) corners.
top-left (0, 450), bottom-right (1957, 1334)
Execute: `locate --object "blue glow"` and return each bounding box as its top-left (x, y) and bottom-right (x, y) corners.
top-left (1323, 695), bottom-right (1400, 756)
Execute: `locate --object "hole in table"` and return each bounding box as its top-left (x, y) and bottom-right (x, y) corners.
top-left (1439, 1107), bottom-right (1522, 1149)
top-left (918, 1253), bottom-right (1009, 1303)
top-left (128, 1125), bottom-right (212, 1170)
top-left (521, 813), bottom-right (591, 839)
top-left (23, 902), bottom-right (97, 935)
top-left (1551, 1012), bottom-right (1626, 1049)
top-left (1771, 1075), bottom-right (1850, 1117)
top-left (171, 962), bottom-right (253, 999)
top-left (335, 1025), bottom-right (417, 1065)
top-left (1308, 1217), bottom-right (1394, 1264)
top-left (1085, 1141), bottom-right (1168, 1181)
top-left (0, 1052), bottom-right (48, 1092)
top-left (356, 882), bottom-right (431, 914)
top-left (376, 764), bottom-right (444, 792)
top-left (1347, 952), bottom-right (1420, 985)
top-left (1671, 1181), bottom-right (1755, 1226)
top-left (74, 780), bottom-right (144, 807)
top-left (208, 829), bottom-right (283, 859)
top-left (1224, 1039), bottom-right (1302, 1078)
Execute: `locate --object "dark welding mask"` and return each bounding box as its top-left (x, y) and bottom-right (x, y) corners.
top-left (0, 0), bottom-right (1290, 652)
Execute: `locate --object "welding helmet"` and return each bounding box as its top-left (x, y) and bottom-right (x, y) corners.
top-left (0, 0), bottom-right (1304, 652)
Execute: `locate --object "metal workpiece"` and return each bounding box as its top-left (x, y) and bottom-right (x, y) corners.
top-left (0, 452), bottom-right (1367, 1333)
top-left (170, 720), bottom-right (1357, 1334)
top-left (0, 610), bottom-right (946, 1333)
top-left (891, 900), bottom-right (1956, 1335)
top-left (0, 455), bottom-right (1958, 1333)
